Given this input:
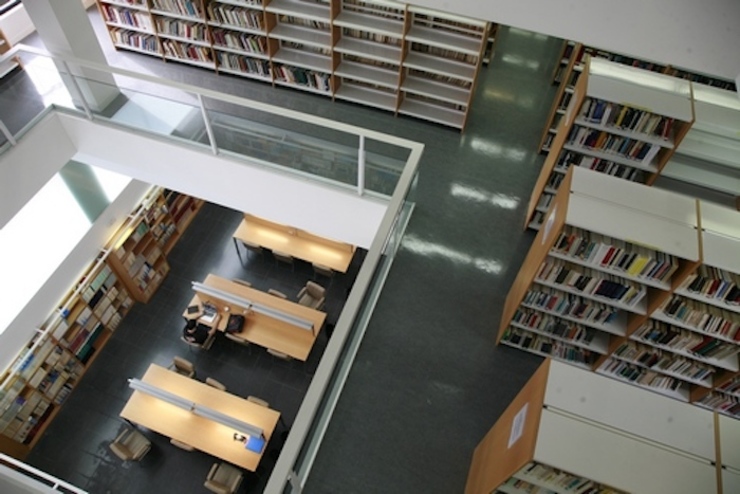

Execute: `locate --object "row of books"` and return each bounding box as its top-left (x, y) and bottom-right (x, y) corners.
top-left (412, 13), bottom-right (485, 38)
top-left (697, 392), bottom-right (740, 417)
top-left (612, 342), bottom-right (714, 383)
top-left (217, 52), bottom-right (271, 75)
top-left (522, 286), bottom-right (621, 328)
top-left (681, 267), bottom-right (740, 307)
top-left (551, 227), bottom-right (679, 283)
top-left (102, 5), bottom-right (154, 31)
top-left (113, 34), bottom-right (157, 54)
top-left (154, 18), bottom-right (209, 41)
top-left (512, 308), bottom-right (599, 348)
top-left (208, 4), bottom-right (264, 30)
top-left (103, 0), bottom-right (147, 7)
top-left (716, 377), bottom-right (740, 397)
top-left (536, 260), bottom-right (646, 307)
top-left (535, 192), bottom-right (553, 212)
top-left (279, 15), bottom-right (330, 31)
top-left (555, 150), bottom-right (644, 181)
top-left (579, 98), bottom-right (674, 139)
top-left (212, 29), bottom-right (266, 54)
top-left (501, 328), bottom-right (596, 366)
top-left (599, 358), bottom-right (682, 392)
top-left (342, 0), bottom-right (405, 19)
top-left (151, 0), bottom-right (203, 18)
top-left (566, 126), bottom-right (662, 165)
top-left (162, 39), bottom-right (214, 61)
top-left (409, 43), bottom-right (479, 65)
top-left (514, 462), bottom-right (623, 494)
top-left (660, 296), bottom-right (740, 341)
top-left (274, 65), bottom-right (331, 92)
top-left (632, 321), bottom-right (739, 363)
top-left (341, 28), bottom-right (402, 47)
top-left (407, 69), bottom-right (470, 88)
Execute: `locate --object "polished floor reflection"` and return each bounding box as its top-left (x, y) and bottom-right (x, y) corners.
top-left (6, 8), bottom-right (563, 494)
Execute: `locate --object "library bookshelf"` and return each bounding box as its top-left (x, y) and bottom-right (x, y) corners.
top-left (660, 84), bottom-right (740, 203)
top-left (541, 40), bottom-right (736, 154)
top-left (525, 56), bottom-right (695, 230)
top-left (500, 166), bottom-right (740, 413)
top-left (465, 358), bottom-right (726, 494)
top-left (0, 29), bottom-right (22, 79)
top-left (0, 256), bottom-right (133, 459)
top-left (95, 0), bottom-right (491, 130)
top-left (0, 186), bottom-right (203, 459)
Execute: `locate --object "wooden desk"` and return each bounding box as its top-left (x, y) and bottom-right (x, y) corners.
top-left (233, 214), bottom-right (354, 273)
top-left (187, 274), bottom-right (326, 361)
top-left (120, 364), bottom-right (279, 471)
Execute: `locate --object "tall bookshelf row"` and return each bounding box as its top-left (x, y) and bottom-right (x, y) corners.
top-left (542, 40), bottom-right (737, 153)
top-left (465, 359), bottom-right (740, 494)
top-left (525, 56), bottom-right (695, 230)
top-left (96, 0), bottom-right (492, 129)
top-left (0, 187), bottom-right (203, 459)
top-left (499, 166), bottom-right (740, 418)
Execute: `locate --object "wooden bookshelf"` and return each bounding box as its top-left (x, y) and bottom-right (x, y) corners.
top-left (0, 257), bottom-right (133, 459)
top-left (539, 42), bottom-right (736, 154)
top-left (525, 56), bottom-right (695, 231)
top-left (0, 29), bottom-right (22, 79)
top-left (502, 167), bottom-right (740, 409)
top-left (95, 0), bottom-right (491, 130)
top-left (660, 84), bottom-right (740, 204)
top-left (466, 358), bottom-right (723, 494)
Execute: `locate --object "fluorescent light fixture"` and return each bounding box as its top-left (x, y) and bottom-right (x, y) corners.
top-left (192, 282), bottom-right (314, 331)
top-left (192, 404), bottom-right (263, 438)
top-left (128, 378), bottom-right (194, 411)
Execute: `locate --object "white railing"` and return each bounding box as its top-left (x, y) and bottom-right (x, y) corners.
top-left (0, 454), bottom-right (87, 493)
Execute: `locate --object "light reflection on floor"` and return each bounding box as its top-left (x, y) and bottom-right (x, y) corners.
top-left (400, 234), bottom-right (503, 274)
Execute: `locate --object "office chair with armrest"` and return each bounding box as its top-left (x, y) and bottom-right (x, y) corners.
top-left (204, 462), bottom-right (244, 494)
top-left (272, 250), bottom-right (294, 271)
top-left (224, 332), bottom-right (250, 346)
top-left (169, 356), bottom-right (196, 378)
top-left (312, 263), bottom-right (334, 282)
top-left (267, 289), bottom-right (287, 299)
top-left (236, 240), bottom-right (263, 267)
top-left (109, 428), bottom-right (151, 462)
top-left (206, 377), bottom-right (227, 391)
top-left (297, 281), bottom-right (326, 310)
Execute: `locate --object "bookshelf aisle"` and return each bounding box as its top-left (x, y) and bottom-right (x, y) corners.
top-left (499, 166), bottom-right (740, 410)
top-left (539, 41), bottom-right (736, 154)
top-left (94, 0), bottom-right (492, 130)
top-left (465, 359), bottom-right (723, 494)
top-left (524, 56), bottom-right (695, 230)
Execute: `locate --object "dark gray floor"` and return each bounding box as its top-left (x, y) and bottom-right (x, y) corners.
top-left (5, 8), bottom-right (564, 494)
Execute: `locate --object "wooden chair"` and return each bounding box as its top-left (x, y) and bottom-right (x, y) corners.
top-left (238, 240), bottom-right (264, 266)
top-left (109, 427), bottom-right (151, 462)
top-left (204, 462), bottom-right (243, 494)
top-left (267, 348), bottom-right (292, 361)
top-left (297, 281), bottom-right (326, 310)
top-left (247, 396), bottom-right (269, 407)
top-left (267, 288), bottom-right (287, 299)
top-left (168, 356), bottom-right (196, 378)
top-left (205, 377), bottom-right (227, 391)
top-left (170, 438), bottom-right (195, 452)
top-left (312, 263), bottom-right (334, 283)
top-left (231, 278), bottom-right (252, 288)
top-left (224, 332), bottom-right (250, 346)
top-left (272, 250), bottom-right (294, 271)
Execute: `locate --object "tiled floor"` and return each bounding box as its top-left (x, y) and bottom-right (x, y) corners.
top-left (5, 7), bottom-right (566, 494)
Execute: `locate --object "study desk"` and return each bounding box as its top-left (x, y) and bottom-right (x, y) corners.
top-left (186, 274), bottom-right (326, 361)
top-left (232, 214), bottom-right (355, 273)
top-left (120, 364), bottom-right (280, 471)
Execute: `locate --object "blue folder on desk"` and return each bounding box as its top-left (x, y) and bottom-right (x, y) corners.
top-left (245, 436), bottom-right (265, 453)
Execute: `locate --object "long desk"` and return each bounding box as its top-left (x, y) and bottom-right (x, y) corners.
top-left (187, 274), bottom-right (326, 361)
top-left (233, 214), bottom-right (355, 273)
top-left (120, 364), bottom-right (280, 471)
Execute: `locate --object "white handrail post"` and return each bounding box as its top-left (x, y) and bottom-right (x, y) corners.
top-left (0, 119), bottom-right (16, 145)
top-left (357, 135), bottom-right (365, 196)
top-left (198, 94), bottom-right (218, 155)
top-left (60, 60), bottom-right (92, 120)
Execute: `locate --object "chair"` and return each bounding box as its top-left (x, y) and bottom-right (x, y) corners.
top-left (206, 377), bottom-right (227, 391)
top-left (267, 348), bottom-right (292, 361)
top-left (168, 356), bottom-right (196, 378)
top-left (204, 462), bottom-right (244, 494)
top-left (237, 240), bottom-right (264, 266)
top-left (231, 278), bottom-right (252, 288)
top-left (312, 263), bottom-right (335, 282)
top-left (180, 336), bottom-right (202, 353)
top-left (170, 438), bottom-right (195, 452)
top-left (247, 396), bottom-right (269, 407)
top-left (297, 281), bottom-right (326, 310)
top-left (109, 427), bottom-right (151, 462)
top-left (272, 250), bottom-right (294, 271)
top-left (267, 288), bottom-right (287, 299)
top-left (224, 332), bottom-right (250, 346)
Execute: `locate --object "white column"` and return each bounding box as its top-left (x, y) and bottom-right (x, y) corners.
top-left (22, 0), bottom-right (120, 112)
